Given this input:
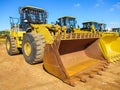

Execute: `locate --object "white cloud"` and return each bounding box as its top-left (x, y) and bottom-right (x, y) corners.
top-left (74, 3), bottom-right (80, 7)
top-left (95, 0), bottom-right (104, 7)
top-left (109, 2), bottom-right (120, 12)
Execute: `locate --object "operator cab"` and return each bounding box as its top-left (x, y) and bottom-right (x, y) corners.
top-left (98, 23), bottom-right (107, 32)
top-left (19, 6), bottom-right (47, 31)
top-left (81, 21), bottom-right (107, 32)
top-left (112, 28), bottom-right (120, 35)
top-left (10, 6), bottom-right (48, 31)
top-left (58, 16), bottom-right (77, 33)
top-left (82, 21), bottom-right (99, 31)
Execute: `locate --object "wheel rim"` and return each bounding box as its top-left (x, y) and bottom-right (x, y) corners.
top-left (24, 42), bottom-right (32, 56)
top-left (6, 40), bottom-right (10, 51)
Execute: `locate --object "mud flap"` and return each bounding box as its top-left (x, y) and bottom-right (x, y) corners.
top-left (43, 34), bottom-right (108, 86)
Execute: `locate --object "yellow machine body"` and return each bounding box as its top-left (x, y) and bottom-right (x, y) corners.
top-left (80, 21), bottom-right (120, 62)
top-left (99, 34), bottom-right (120, 62)
top-left (44, 33), bottom-right (108, 86)
top-left (30, 24), bottom-right (60, 44)
top-left (8, 7), bottom-right (120, 86)
top-left (9, 23), bottom-right (61, 48)
top-left (10, 29), bottom-right (25, 48)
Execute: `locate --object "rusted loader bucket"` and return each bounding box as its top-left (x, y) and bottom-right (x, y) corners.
top-left (43, 33), bottom-right (108, 86)
top-left (99, 34), bottom-right (120, 63)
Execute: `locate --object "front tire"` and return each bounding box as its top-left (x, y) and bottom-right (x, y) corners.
top-left (22, 33), bottom-right (45, 64)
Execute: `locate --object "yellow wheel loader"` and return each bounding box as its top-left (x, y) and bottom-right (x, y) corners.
top-left (57, 16), bottom-right (80, 33)
top-left (6, 7), bottom-right (109, 86)
top-left (6, 6), bottom-right (60, 64)
top-left (81, 21), bottom-right (118, 36)
top-left (57, 16), bottom-right (100, 39)
top-left (112, 28), bottom-right (120, 35)
top-left (81, 21), bottom-right (120, 63)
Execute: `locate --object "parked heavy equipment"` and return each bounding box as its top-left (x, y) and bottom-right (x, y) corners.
top-left (81, 21), bottom-right (118, 35)
top-left (6, 6), bottom-right (61, 64)
top-left (81, 21), bottom-right (106, 32)
top-left (57, 16), bottom-right (80, 33)
top-left (57, 17), bottom-right (120, 63)
top-left (6, 6), bottom-right (109, 86)
top-left (112, 28), bottom-right (120, 35)
top-left (57, 16), bottom-right (84, 39)
top-left (57, 16), bottom-right (100, 40)
top-left (81, 21), bottom-right (120, 62)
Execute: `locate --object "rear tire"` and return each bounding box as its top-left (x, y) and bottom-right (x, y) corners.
top-left (6, 35), bottom-right (20, 55)
top-left (22, 33), bottom-right (45, 64)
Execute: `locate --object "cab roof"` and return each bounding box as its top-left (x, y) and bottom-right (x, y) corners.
top-left (20, 6), bottom-right (45, 13)
top-left (82, 21), bottom-right (98, 24)
top-left (82, 21), bottom-right (105, 25)
top-left (58, 16), bottom-right (76, 20)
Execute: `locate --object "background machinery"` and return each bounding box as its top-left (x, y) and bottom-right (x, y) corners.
top-left (81, 21), bottom-right (107, 32)
top-left (81, 21), bottom-right (118, 36)
top-left (112, 28), bottom-right (120, 35)
top-left (57, 17), bottom-right (120, 63)
top-left (6, 6), bottom-right (110, 86)
top-left (81, 21), bottom-right (120, 62)
top-left (57, 16), bottom-right (100, 39)
top-left (57, 16), bottom-right (80, 33)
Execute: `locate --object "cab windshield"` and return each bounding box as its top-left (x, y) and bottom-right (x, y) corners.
top-left (66, 18), bottom-right (76, 28)
top-left (21, 8), bottom-right (47, 24)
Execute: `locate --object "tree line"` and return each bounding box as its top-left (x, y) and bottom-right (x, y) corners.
top-left (0, 30), bottom-right (9, 38)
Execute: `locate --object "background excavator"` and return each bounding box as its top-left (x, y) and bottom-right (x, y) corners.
top-left (6, 7), bottom-right (111, 86)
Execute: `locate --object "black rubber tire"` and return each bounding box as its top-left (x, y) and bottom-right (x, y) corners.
top-left (22, 33), bottom-right (45, 64)
top-left (6, 35), bottom-right (20, 55)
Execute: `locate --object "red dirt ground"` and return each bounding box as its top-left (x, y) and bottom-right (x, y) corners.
top-left (0, 42), bottom-right (120, 90)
